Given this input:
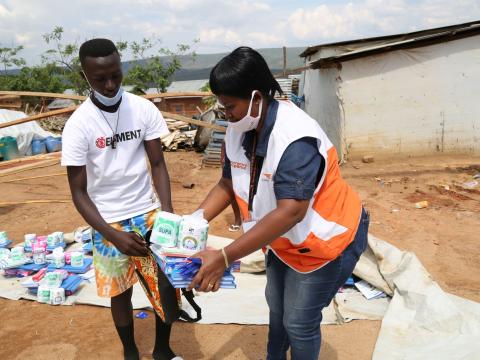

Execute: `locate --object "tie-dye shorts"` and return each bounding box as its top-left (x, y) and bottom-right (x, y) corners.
top-left (93, 209), bottom-right (157, 298)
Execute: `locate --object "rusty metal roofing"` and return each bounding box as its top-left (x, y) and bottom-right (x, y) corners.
top-left (300, 20), bottom-right (480, 61)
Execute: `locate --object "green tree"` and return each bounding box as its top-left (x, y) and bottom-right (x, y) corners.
top-left (1, 27), bottom-right (194, 99)
top-left (0, 44), bottom-right (62, 95)
top-left (0, 74), bottom-right (11, 89)
top-left (124, 38), bottom-right (197, 94)
top-left (0, 45), bottom-right (26, 75)
top-left (41, 26), bottom-right (86, 95)
top-left (7, 63), bottom-right (66, 94)
top-left (41, 26), bottom-right (127, 95)
top-left (200, 81), bottom-right (216, 108)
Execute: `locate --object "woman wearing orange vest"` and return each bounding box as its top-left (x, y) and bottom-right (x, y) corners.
top-left (188, 47), bottom-right (369, 360)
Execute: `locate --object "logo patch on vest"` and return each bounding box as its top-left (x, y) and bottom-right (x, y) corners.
top-left (231, 161), bottom-right (247, 170)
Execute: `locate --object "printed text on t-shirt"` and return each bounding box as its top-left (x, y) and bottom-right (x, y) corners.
top-left (95, 129), bottom-right (142, 149)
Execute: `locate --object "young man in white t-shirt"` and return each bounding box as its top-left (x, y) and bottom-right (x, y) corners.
top-left (62, 39), bottom-right (181, 360)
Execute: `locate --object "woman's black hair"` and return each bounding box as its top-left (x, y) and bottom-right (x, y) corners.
top-left (209, 46), bottom-right (283, 99)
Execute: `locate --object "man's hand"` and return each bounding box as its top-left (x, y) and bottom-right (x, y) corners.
top-left (109, 231), bottom-right (148, 257)
top-left (187, 249), bottom-right (226, 292)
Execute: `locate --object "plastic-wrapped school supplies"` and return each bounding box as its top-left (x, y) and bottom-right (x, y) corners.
top-left (150, 210), bottom-right (209, 252)
top-left (156, 255), bottom-right (236, 289)
top-left (149, 209), bottom-right (236, 289)
top-left (0, 231), bottom-right (12, 248)
top-left (0, 247), bottom-right (32, 270)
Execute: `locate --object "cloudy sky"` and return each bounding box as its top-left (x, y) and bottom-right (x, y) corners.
top-left (0, 0), bottom-right (479, 65)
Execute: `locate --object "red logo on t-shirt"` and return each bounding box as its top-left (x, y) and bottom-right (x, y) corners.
top-left (96, 137), bottom-right (106, 149)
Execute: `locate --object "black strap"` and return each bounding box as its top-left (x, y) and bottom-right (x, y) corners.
top-left (247, 133), bottom-right (258, 212)
top-left (178, 288), bottom-right (202, 322)
top-left (246, 100), bottom-right (276, 212)
top-left (142, 229), bottom-right (202, 323)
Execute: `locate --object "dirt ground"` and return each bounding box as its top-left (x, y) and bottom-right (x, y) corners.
top-left (0, 151), bottom-right (479, 360)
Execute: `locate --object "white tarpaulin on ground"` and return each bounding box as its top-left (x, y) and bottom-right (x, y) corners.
top-left (1, 233), bottom-right (479, 357)
top-left (367, 235), bottom-right (480, 360)
top-left (0, 275), bottom-right (151, 309)
top-left (0, 234), bottom-right (388, 325)
top-left (0, 109), bottom-right (56, 156)
top-left (196, 235), bottom-right (388, 325)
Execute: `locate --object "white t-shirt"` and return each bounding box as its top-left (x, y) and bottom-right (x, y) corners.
top-left (61, 92), bottom-right (169, 223)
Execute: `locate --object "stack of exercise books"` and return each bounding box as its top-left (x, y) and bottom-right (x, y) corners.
top-left (152, 247), bottom-right (236, 289)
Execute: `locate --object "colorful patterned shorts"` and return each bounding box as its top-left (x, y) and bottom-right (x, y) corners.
top-left (93, 209), bottom-right (157, 298)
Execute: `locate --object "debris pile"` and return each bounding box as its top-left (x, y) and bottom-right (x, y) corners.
top-left (162, 117), bottom-right (197, 151)
top-left (38, 115), bottom-right (68, 134)
top-left (202, 120), bottom-right (228, 167)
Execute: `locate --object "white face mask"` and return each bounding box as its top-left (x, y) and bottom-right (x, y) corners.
top-left (82, 70), bottom-right (124, 107)
top-left (228, 90), bottom-right (263, 133)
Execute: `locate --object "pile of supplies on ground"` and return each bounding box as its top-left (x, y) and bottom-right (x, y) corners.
top-left (0, 230), bottom-right (93, 305)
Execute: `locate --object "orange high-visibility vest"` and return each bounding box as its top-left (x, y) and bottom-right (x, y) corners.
top-left (225, 101), bottom-right (362, 273)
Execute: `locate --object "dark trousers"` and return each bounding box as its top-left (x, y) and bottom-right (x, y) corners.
top-left (265, 208), bottom-right (370, 360)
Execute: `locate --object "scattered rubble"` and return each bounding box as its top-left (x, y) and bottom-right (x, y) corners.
top-left (415, 200), bottom-right (429, 209)
top-left (182, 182), bottom-right (195, 189)
top-left (362, 155), bottom-right (375, 163)
top-left (38, 115), bottom-right (69, 134)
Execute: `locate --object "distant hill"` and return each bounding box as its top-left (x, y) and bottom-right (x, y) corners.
top-left (3, 47), bottom-right (307, 81)
top-left (122, 47), bottom-right (306, 81)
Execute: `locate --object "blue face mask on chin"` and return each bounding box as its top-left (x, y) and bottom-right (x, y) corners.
top-left (82, 70), bottom-right (124, 107)
top-left (92, 86), bottom-right (124, 107)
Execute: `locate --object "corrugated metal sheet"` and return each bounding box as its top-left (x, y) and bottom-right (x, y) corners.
top-left (304, 21), bottom-right (480, 68)
top-left (300, 20), bottom-right (480, 58)
top-left (47, 89), bottom-right (78, 110)
top-left (146, 79), bottom-right (209, 95)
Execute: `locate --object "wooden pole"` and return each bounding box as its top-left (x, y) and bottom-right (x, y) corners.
top-left (143, 91), bottom-right (211, 100)
top-left (162, 111), bottom-right (226, 132)
top-left (0, 92), bottom-right (222, 132)
top-left (283, 46), bottom-right (287, 77)
top-left (0, 105), bottom-right (225, 132)
top-left (0, 90), bottom-right (211, 101)
top-left (0, 153), bottom-right (59, 167)
top-left (0, 159), bottom-right (60, 177)
top-left (0, 199), bottom-right (71, 207)
top-left (0, 95), bottom-right (21, 101)
top-left (0, 106), bottom-right (224, 132)
top-left (0, 91), bottom-right (86, 101)
top-left (0, 106), bottom-right (79, 129)
top-left (1, 172), bottom-right (67, 183)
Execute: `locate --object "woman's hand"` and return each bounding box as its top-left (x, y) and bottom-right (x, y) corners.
top-left (187, 249), bottom-right (226, 292)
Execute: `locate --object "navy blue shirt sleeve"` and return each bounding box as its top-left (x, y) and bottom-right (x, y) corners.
top-left (222, 154), bottom-right (232, 179)
top-left (273, 137), bottom-right (324, 200)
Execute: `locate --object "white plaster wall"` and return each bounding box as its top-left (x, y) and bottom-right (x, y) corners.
top-left (302, 66), bottom-right (344, 158)
top-left (337, 35), bottom-right (480, 157)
